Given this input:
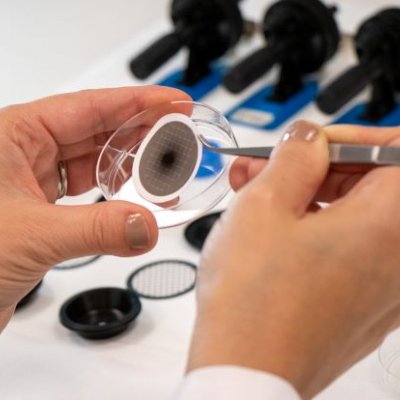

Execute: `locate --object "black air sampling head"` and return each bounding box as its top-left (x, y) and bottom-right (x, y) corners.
top-left (317, 8), bottom-right (400, 115)
top-left (130, 0), bottom-right (244, 84)
top-left (223, 0), bottom-right (339, 93)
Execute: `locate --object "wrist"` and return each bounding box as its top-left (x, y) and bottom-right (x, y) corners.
top-left (187, 308), bottom-right (320, 399)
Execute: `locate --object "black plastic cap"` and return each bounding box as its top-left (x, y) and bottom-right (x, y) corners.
top-left (59, 287), bottom-right (141, 340)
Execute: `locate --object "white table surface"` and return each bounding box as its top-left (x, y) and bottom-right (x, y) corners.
top-left (1, 1), bottom-right (400, 399)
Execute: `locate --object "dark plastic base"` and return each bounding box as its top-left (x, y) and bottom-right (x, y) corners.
top-left (59, 287), bottom-right (141, 340)
top-left (226, 81), bottom-right (318, 130)
top-left (334, 103), bottom-right (400, 126)
top-left (184, 211), bottom-right (222, 250)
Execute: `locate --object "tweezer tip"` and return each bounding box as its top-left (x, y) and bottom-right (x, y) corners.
top-left (197, 133), bottom-right (212, 149)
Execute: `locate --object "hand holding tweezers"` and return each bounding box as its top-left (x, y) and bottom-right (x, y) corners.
top-left (199, 135), bottom-right (400, 166)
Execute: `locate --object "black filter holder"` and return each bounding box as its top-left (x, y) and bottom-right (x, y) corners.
top-left (129, 0), bottom-right (244, 86)
top-left (317, 8), bottom-right (400, 122)
top-left (223, 0), bottom-right (339, 100)
top-left (184, 211), bottom-right (222, 250)
top-left (59, 287), bottom-right (141, 340)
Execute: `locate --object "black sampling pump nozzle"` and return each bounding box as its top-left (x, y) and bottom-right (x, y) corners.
top-left (129, 0), bottom-right (245, 87)
top-left (223, 0), bottom-right (340, 100)
top-left (130, 33), bottom-right (182, 80)
top-left (317, 8), bottom-right (400, 122)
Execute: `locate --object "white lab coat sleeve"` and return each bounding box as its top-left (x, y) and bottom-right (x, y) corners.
top-left (173, 366), bottom-right (302, 400)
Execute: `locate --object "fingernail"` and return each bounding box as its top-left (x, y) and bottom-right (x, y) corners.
top-left (281, 120), bottom-right (320, 142)
top-left (126, 213), bottom-right (151, 250)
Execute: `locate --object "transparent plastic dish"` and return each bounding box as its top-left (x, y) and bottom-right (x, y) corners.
top-left (96, 101), bottom-right (238, 228)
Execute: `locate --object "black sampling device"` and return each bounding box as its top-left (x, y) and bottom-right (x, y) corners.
top-left (223, 0), bottom-right (339, 101)
top-left (129, 0), bottom-right (245, 86)
top-left (317, 8), bottom-right (400, 123)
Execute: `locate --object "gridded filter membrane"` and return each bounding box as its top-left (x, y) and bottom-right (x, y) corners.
top-left (126, 260), bottom-right (197, 299)
top-left (132, 114), bottom-right (202, 203)
top-left (54, 255), bottom-right (101, 270)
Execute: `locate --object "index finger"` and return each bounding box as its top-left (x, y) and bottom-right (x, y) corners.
top-left (324, 124), bottom-right (400, 146)
top-left (24, 86), bottom-right (191, 145)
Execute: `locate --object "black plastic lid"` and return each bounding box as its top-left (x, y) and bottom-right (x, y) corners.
top-left (59, 287), bottom-right (141, 340)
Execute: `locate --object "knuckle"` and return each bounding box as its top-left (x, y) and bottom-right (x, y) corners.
top-left (0, 106), bottom-right (31, 137)
top-left (240, 184), bottom-right (277, 207)
top-left (82, 206), bottom-right (109, 254)
top-left (233, 184), bottom-right (284, 221)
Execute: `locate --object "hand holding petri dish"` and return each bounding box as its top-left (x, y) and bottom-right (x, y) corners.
top-left (96, 101), bottom-right (238, 228)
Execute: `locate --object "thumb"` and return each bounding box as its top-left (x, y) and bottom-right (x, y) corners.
top-left (40, 200), bottom-right (158, 262)
top-left (250, 120), bottom-right (329, 217)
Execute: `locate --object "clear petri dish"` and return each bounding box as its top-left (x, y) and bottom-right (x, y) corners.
top-left (379, 327), bottom-right (400, 394)
top-left (96, 101), bottom-right (237, 228)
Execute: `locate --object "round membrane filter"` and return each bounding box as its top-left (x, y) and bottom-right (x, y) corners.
top-left (126, 260), bottom-right (197, 299)
top-left (132, 114), bottom-right (202, 203)
top-left (96, 101), bottom-right (238, 228)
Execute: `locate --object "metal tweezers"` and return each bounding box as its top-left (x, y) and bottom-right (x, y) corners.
top-left (199, 135), bottom-right (400, 166)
